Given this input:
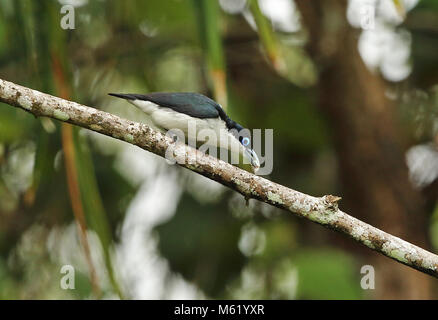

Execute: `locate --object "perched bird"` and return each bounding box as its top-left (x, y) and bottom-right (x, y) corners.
top-left (108, 92), bottom-right (260, 172)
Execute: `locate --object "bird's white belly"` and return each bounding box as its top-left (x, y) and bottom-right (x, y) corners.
top-left (130, 100), bottom-right (159, 114)
top-left (130, 99), bottom-right (245, 155)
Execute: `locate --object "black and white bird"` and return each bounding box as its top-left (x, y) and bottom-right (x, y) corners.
top-left (108, 92), bottom-right (260, 172)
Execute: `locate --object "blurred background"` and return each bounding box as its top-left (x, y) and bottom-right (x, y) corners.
top-left (0, 0), bottom-right (438, 299)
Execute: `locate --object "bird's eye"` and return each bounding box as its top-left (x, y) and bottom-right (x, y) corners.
top-left (242, 137), bottom-right (250, 146)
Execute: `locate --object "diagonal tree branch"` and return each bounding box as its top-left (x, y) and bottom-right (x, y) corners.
top-left (1, 77), bottom-right (438, 278)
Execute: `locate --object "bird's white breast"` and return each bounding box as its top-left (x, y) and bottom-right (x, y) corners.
top-left (129, 99), bottom-right (245, 156)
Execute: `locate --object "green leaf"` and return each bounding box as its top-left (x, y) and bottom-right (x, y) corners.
top-left (247, 0), bottom-right (317, 87)
top-left (27, 124), bottom-right (58, 205)
top-left (248, 0), bottom-right (286, 72)
top-left (193, 0), bottom-right (228, 107)
top-left (73, 128), bottom-right (123, 298)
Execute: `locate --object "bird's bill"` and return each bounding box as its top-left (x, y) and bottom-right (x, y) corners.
top-left (244, 148), bottom-right (260, 173)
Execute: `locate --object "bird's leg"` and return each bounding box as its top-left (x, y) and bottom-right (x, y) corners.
top-left (244, 195), bottom-right (250, 207)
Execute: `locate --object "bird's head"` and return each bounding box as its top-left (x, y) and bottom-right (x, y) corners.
top-left (230, 122), bottom-right (260, 173)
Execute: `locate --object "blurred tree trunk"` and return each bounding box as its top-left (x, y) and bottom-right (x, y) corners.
top-left (295, 0), bottom-right (432, 299)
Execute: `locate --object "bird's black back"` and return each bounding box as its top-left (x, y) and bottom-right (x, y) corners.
top-left (109, 92), bottom-right (237, 128)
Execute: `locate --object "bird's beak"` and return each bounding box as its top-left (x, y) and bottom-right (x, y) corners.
top-left (244, 148), bottom-right (260, 173)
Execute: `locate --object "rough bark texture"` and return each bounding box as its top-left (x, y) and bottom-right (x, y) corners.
top-left (1, 77), bottom-right (438, 280)
top-left (295, 0), bottom-right (433, 298)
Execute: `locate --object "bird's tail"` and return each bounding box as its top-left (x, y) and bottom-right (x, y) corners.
top-left (108, 93), bottom-right (138, 100)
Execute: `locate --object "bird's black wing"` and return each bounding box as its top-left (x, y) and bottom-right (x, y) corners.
top-left (109, 92), bottom-right (225, 120)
